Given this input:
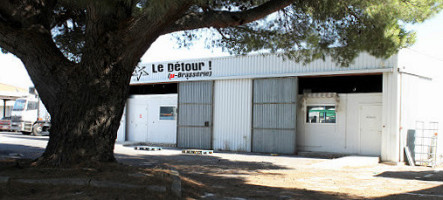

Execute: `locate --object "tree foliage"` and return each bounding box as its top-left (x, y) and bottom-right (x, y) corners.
top-left (3, 0), bottom-right (441, 65)
top-left (174, 0), bottom-right (443, 65)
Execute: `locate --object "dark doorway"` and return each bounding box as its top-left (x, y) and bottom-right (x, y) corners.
top-left (298, 74), bottom-right (382, 94)
top-left (129, 83), bottom-right (178, 95)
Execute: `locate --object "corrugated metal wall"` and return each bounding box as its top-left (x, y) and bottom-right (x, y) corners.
top-left (399, 73), bottom-right (436, 162)
top-left (177, 81), bottom-right (213, 149)
top-left (213, 79), bottom-right (252, 152)
top-left (253, 77), bottom-right (298, 154)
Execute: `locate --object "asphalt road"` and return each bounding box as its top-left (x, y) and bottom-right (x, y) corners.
top-left (0, 132), bottom-right (47, 159)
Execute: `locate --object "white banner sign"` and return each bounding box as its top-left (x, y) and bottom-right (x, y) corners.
top-left (131, 60), bottom-right (213, 83)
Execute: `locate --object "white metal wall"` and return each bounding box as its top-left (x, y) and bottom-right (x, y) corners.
top-left (131, 53), bottom-right (395, 84)
top-left (397, 49), bottom-right (443, 164)
top-left (126, 94), bottom-right (177, 144)
top-left (382, 72), bottom-right (401, 162)
top-left (147, 95), bottom-right (178, 144)
top-left (116, 105), bottom-right (126, 143)
top-left (213, 79), bottom-right (252, 152)
top-left (297, 93), bottom-right (382, 155)
top-left (399, 73), bottom-right (440, 163)
top-left (127, 97), bottom-right (148, 142)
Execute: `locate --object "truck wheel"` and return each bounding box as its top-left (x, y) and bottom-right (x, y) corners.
top-left (31, 124), bottom-right (42, 136)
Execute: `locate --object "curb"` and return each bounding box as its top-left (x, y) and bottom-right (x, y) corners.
top-left (0, 174), bottom-right (181, 198)
top-left (170, 170), bottom-right (182, 198)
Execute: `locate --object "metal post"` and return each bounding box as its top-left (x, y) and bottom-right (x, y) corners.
top-left (3, 99), bottom-right (6, 118)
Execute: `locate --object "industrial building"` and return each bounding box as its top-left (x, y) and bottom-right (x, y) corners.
top-left (117, 49), bottom-right (443, 164)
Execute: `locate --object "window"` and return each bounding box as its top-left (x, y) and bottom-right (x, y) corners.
top-left (27, 101), bottom-right (38, 110)
top-left (159, 106), bottom-right (176, 120)
top-left (306, 106), bottom-right (336, 123)
top-left (12, 99), bottom-right (26, 111)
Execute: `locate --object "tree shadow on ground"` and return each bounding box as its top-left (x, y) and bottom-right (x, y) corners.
top-left (2, 140), bottom-right (442, 199)
top-left (373, 170), bottom-right (443, 199)
top-left (375, 170), bottom-right (443, 182)
top-left (373, 185), bottom-right (443, 200)
top-left (0, 143), bottom-right (45, 159)
top-left (115, 152), bottom-right (359, 199)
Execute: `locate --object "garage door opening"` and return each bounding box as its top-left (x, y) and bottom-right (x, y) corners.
top-left (129, 83), bottom-right (177, 95)
top-left (299, 74), bottom-right (382, 94)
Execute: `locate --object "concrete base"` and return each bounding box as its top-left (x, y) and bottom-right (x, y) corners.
top-left (298, 151), bottom-right (350, 159)
top-left (381, 161), bottom-right (406, 166)
top-left (121, 141), bottom-right (176, 148)
top-left (311, 156), bottom-right (380, 169)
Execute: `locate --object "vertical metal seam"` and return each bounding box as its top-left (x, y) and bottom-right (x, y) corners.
top-left (124, 101), bottom-right (128, 142)
top-left (211, 80), bottom-right (215, 150)
top-left (251, 78), bottom-right (255, 152)
top-left (176, 83), bottom-right (180, 148)
top-left (294, 77), bottom-right (298, 154)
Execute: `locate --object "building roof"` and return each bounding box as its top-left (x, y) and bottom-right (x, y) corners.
top-left (0, 83), bottom-right (28, 100)
top-left (130, 52), bottom-right (396, 85)
top-left (0, 83), bottom-right (27, 93)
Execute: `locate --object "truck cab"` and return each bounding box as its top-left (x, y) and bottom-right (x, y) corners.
top-left (11, 96), bottom-right (51, 136)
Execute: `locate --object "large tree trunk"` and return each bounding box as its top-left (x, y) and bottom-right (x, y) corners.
top-left (32, 4), bottom-right (144, 166)
top-left (36, 60), bottom-right (133, 166)
top-left (0, 1), bottom-right (190, 167)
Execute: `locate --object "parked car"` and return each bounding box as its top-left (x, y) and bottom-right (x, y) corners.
top-left (0, 117), bottom-right (12, 132)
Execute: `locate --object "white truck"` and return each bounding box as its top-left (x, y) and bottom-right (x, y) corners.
top-left (10, 88), bottom-right (51, 136)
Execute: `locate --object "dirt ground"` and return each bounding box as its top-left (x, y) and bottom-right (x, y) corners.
top-left (1, 132), bottom-right (443, 199)
top-left (0, 158), bottom-right (187, 200)
top-left (116, 149), bottom-right (443, 200)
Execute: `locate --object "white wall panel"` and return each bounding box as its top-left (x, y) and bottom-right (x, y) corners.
top-left (346, 94), bottom-right (382, 155)
top-left (126, 94), bottom-right (177, 144)
top-left (297, 95), bottom-right (345, 153)
top-left (381, 72), bottom-right (401, 162)
top-left (399, 73), bottom-right (443, 163)
top-left (127, 97), bottom-right (148, 142)
top-left (297, 93), bottom-right (382, 155)
top-left (116, 105), bottom-right (126, 143)
top-left (213, 79), bottom-right (252, 152)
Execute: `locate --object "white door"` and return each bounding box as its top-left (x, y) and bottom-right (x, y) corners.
top-left (127, 99), bottom-right (148, 142)
top-left (148, 105), bottom-right (177, 144)
top-left (359, 104), bottom-right (382, 156)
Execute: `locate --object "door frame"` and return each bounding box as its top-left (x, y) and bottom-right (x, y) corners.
top-left (359, 103), bottom-right (382, 155)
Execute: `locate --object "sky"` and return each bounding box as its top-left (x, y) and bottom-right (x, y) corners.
top-left (1, 11), bottom-right (443, 89)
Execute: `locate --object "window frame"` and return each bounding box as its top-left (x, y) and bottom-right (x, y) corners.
top-left (26, 101), bottom-right (38, 110)
top-left (305, 104), bottom-right (337, 124)
top-left (159, 106), bottom-right (177, 120)
top-left (12, 99), bottom-right (27, 111)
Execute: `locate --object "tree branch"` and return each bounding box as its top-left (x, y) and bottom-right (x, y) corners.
top-left (0, 16), bottom-right (73, 107)
top-left (120, 2), bottom-right (193, 65)
top-left (0, 0), bottom-right (57, 30)
top-left (163, 0), bottom-right (296, 34)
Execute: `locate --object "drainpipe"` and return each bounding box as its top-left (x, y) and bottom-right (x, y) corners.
top-left (398, 68), bottom-right (403, 163)
top-left (3, 100), bottom-right (6, 118)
